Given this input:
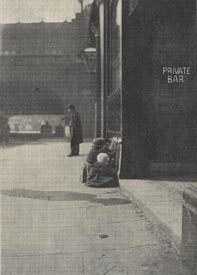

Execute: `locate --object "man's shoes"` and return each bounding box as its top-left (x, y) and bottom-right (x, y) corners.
top-left (67, 154), bottom-right (79, 157)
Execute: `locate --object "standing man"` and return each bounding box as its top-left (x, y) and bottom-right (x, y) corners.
top-left (0, 116), bottom-right (10, 144)
top-left (67, 104), bottom-right (83, 157)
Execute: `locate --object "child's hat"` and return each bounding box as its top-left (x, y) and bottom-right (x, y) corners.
top-left (93, 138), bottom-right (107, 146)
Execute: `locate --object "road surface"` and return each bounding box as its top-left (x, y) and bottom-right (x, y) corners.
top-left (0, 140), bottom-right (190, 275)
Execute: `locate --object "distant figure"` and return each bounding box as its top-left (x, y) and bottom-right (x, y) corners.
top-left (0, 117), bottom-right (10, 144)
top-left (40, 121), bottom-right (52, 137)
top-left (4, 123), bottom-right (10, 144)
top-left (14, 123), bottom-right (19, 132)
top-left (86, 153), bottom-right (119, 188)
top-left (40, 120), bottom-right (45, 136)
top-left (67, 104), bottom-right (83, 156)
top-left (55, 124), bottom-right (64, 137)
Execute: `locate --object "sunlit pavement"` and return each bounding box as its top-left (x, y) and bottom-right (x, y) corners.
top-left (0, 140), bottom-right (191, 275)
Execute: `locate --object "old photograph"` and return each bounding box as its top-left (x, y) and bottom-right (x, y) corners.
top-left (0, 0), bottom-right (197, 274)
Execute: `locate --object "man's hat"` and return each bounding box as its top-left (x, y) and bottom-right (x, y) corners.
top-left (67, 104), bottom-right (75, 110)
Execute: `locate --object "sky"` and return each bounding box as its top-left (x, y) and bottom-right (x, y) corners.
top-left (0, 0), bottom-right (93, 23)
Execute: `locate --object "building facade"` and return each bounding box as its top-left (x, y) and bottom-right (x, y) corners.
top-left (122, 0), bottom-right (197, 178)
top-left (92, 0), bottom-right (197, 178)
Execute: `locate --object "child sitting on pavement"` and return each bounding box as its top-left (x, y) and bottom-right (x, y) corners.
top-left (81, 138), bottom-right (114, 183)
top-left (86, 153), bottom-right (119, 188)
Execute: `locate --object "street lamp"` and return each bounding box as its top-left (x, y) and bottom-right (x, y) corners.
top-left (80, 47), bottom-right (97, 74)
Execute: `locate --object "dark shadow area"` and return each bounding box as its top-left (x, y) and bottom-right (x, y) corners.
top-left (0, 134), bottom-right (42, 148)
top-left (1, 86), bottom-right (64, 115)
top-left (77, 154), bottom-right (89, 157)
top-left (148, 176), bottom-right (197, 183)
top-left (1, 188), bottom-right (131, 205)
top-left (0, 134), bottom-right (69, 148)
top-left (0, 134), bottom-right (92, 149)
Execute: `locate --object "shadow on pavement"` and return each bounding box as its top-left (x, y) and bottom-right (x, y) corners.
top-left (0, 135), bottom-right (45, 148)
top-left (0, 135), bottom-right (70, 149)
top-left (1, 188), bottom-right (131, 206)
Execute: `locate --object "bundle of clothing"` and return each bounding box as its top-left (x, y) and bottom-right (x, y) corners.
top-left (81, 138), bottom-right (119, 188)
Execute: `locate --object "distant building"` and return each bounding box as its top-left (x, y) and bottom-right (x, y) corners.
top-left (0, 7), bottom-right (96, 138)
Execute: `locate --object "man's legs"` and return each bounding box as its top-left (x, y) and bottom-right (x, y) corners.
top-left (70, 141), bottom-right (79, 156)
top-left (70, 140), bottom-right (74, 155)
top-left (74, 144), bottom-right (79, 155)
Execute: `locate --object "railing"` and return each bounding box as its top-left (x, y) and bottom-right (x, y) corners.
top-left (107, 130), bottom-right (121, 139)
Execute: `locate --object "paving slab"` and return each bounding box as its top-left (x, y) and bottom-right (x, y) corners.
top-left (83, 244), bottom-right (190, 275)
top-left (120, 179), bottom-right (197, 250)
top-left (2, 254), bottom-right (84, 275)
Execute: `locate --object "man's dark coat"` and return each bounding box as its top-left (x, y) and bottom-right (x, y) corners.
top-left (70, 111), bottom-right (83, 144)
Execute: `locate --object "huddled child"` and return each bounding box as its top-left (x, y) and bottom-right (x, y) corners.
top-left (86, 138), bottom-right (113, 165)
top-left (81, 138), bottom-right (118, 187)
top-left (86, 153), bottom-right (119, 188)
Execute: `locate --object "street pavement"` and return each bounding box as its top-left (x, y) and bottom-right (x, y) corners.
top-left (0, 140), bottom-right (191, 275)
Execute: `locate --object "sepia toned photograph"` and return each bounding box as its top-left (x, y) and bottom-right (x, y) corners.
top-left (0, 0), bottom-right (197, 274)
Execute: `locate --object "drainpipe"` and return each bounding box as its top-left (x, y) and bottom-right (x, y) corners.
top-left (99, 2), bottom-right (105, 138)
top-left (99, 0), bottom-right (109, 139)
top-left (103, 0), bottom-right (110, 139)
top-left (95, 30), bottom-right (101, 137)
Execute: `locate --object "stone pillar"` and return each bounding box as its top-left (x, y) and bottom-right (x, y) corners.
top-left (182, 187), bottom-right (197, 274)
top-left (95, 32), bottom-right (101, 138)
top-left (99, 2), bottom-right (105, 138)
